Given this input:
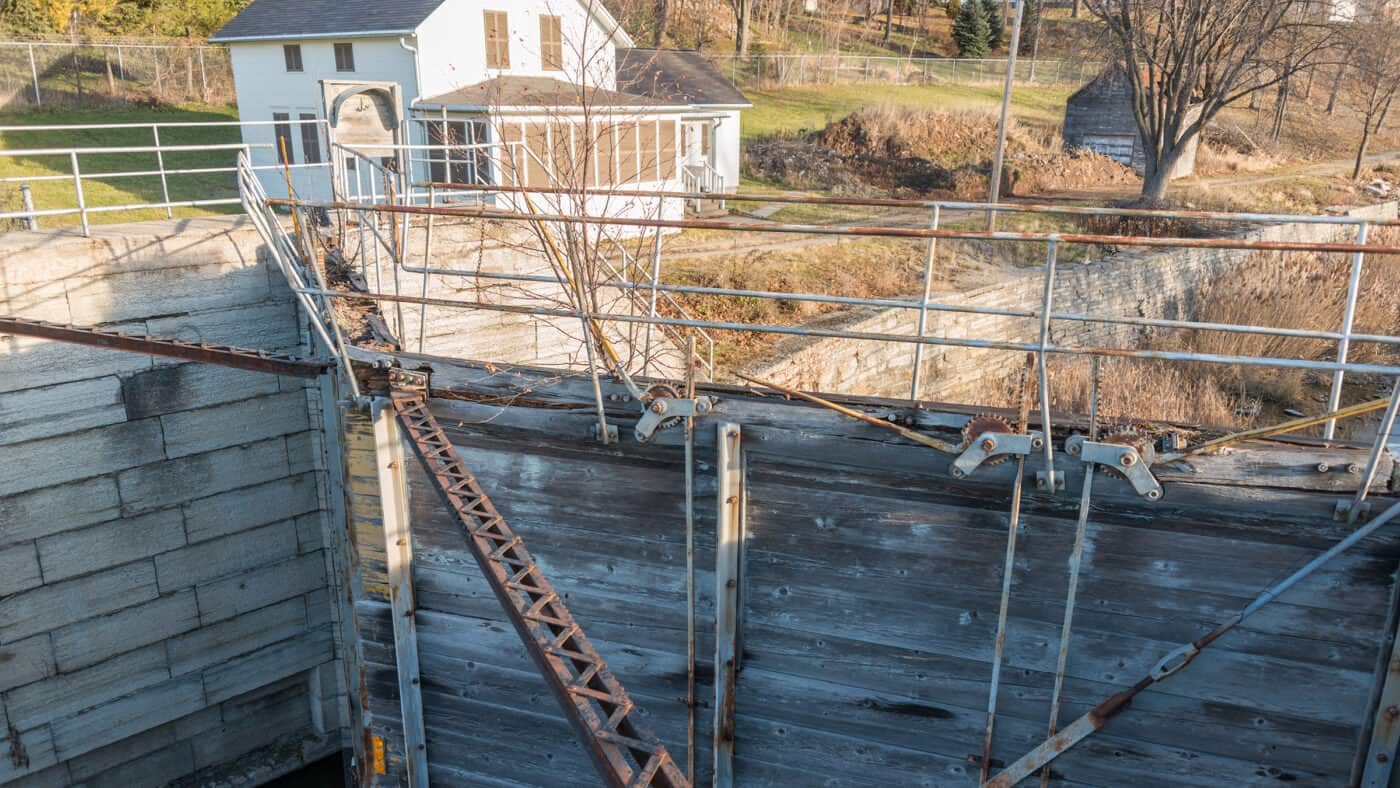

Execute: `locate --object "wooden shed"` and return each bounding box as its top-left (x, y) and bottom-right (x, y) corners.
top-left (1063, 67), bottom-right (1201, 180)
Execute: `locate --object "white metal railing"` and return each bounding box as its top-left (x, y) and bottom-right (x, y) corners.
top-left (706, 53), bottom-right (1102, 88)
top-left (0, 118), bottom-right (332, 235)
top-left (682, 161), bottom-right (725, 213)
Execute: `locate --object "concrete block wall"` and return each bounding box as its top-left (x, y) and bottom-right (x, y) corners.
top-left (0, 218), bottom-right (346, 786)
top-left (754, 203), bottom-right (1399, 403)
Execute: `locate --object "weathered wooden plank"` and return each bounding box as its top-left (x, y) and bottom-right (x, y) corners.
top-left (6, 644), bottom-right (170, 731)
top-left (0, 376), bottom-right (125, 447)
top-left (159, 390), bottom-right (311, 459)
top-left (37, 510), bottom-right (185, 583)
top-left (0, 561), bottom-right (159, 644)
top-left (115, 436), bottom-right (291, 516)
top-left (50, 590), bottom-right (199, 672)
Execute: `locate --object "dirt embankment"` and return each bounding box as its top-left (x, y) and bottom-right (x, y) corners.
top-left (745, 105), bottom-right (1138, 199)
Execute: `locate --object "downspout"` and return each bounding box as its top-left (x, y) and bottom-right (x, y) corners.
top-left (400, 35), bottom-right (423, 191)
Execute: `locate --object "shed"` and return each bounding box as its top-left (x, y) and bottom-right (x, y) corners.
top-left (1063, 67), bottom-right (1201, 180)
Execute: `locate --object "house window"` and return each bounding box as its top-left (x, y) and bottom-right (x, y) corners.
top-left (594, 122), bottom-right (618, 187)
top-left (299, 114), bottom-right (322, 164)
top-left (484, 11), bottom-right (510, 69)
top-left (540, 15), bottom-right (563, 71)
top-left (428, 121), bottom-right (491, 185)
top-left (283, 44), bottom-right (303, 72)
top-left (618, 121), bottom-right (639, 184)
top-left (658, 120), bottom-right (677, 180)
top-left (273, 112), bottom-right (295, 164)
top-left (638, 120), bottom-right (659, 182)
top-left (334, 42), bottom-right (355, 72)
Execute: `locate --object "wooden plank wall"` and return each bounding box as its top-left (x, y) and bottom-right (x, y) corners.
top-left (351, 358), bottom-right (1400, 786)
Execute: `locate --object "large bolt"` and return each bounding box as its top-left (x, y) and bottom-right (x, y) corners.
top-left (651, 400), bottom-right (667, 414)
top-left (1348, 463), bottom-right (1363, 475)
top-left (981, 438), bottom-right (997, 453)
top-left (1316, 463), bottom-right (1331, 473)
top-left (1120, 451), bottom-right (1137, 467)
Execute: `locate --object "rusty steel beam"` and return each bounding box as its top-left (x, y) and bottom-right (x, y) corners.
top-left (0, 316), bottom-right (333, 379)
top-left (386, 368), bottom-right (689, 788)
top-left (272, 198), bottom-right (1400, 254)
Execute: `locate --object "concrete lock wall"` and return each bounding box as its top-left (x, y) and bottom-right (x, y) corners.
top-left (0, 218), bottom-right (346, 786)
top-left (754, 202), bottom-right (1400, 403)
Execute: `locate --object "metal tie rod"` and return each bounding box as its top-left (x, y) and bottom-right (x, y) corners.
top-left (985, 498), bottom-right (1400, 787)
top-left (386, 369), bottom-right (689, 788)
top-left (0, 316), bottom-right (334, 379)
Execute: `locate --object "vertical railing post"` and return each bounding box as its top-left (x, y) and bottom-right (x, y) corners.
top-left (28, 43), bottom-right (40, 106)
top-left (20, 184), bottom-right (37, 231)
top-left (1035, 239), bottom-right (1060, 493)
top-left (909, 203), bottom-right (942, 399)
top-left (1327, 221), bottom-right (1368, 440)
top-left (713, 422), bottom-right (744, 788)
top-left (70, 151), bottom-right (89, 237)
top-left (152, 125), bottom-right (173, 219)
top-left (642, 227), bottom-right (664, 377)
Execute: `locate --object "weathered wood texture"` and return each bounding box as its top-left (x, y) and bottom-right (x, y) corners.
top-left (0, 217), bottom-right (344, 786)
top-left (350, 357), bottom-right (1399, 786)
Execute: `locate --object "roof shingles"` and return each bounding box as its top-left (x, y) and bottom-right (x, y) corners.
top-left (616, 48), bottom-right (750, 107)
top-left (212, 0), bottom-right (445, 41)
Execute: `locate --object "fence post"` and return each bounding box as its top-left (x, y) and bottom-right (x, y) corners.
top-left (70, 152), bottom-right (89, 237)
top-left (28, 43), bottom-right (40, 106)
top-left (198, 48), bottom-right (208, 103)
top-left (152, 125), bottom-right (174, 219)
top-left (20, 184), bottom-right (37, 231)
top-left (116, 46), bottom-right (127, 101)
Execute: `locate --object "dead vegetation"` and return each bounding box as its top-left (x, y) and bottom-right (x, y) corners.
top-left (745, 105), bottom-right (1138, 199)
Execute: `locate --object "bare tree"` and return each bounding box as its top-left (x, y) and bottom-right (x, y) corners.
top-left (1085, 0), bottom-right (1336, 200)
top-left (1344, 0), bottom-right (1400, 177)
top-left (731, 0), bottom-right (753, 52)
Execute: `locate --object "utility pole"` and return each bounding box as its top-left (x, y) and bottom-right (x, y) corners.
top-left (986, 0), bottom-right (1024, 230)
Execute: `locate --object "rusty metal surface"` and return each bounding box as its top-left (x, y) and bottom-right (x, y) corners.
top-left (0, 315), bottom-right (334, 378)
top-left (385, 368), bottom-right (689, 788)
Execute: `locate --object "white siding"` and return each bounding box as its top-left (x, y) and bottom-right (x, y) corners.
top-left (228, 37), bottom-right (419, 199)
top-left (416, 0), bottom-right (620, 99)
top-left (713, 109), bottom-right (742, 191)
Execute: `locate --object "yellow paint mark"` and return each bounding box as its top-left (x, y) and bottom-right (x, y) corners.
top-left (372, 736), bottom-right (386, 775)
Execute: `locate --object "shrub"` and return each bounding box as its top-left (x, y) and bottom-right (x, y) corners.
top-left (953, 1), bottom-right (991, 57)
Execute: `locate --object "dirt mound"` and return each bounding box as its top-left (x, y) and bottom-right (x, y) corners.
top-left (745, 105), bottom-right (1138, 199)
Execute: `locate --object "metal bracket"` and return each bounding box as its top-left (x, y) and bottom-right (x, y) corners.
top-left (1336, 499), bottom-right (1374, 522)
top-left (1066, 435), bottom-right (1163, 501)
top-left (634, 396), bottom-right (716, 443)
top-left (386, 366), bottom-right (430, 395)
top-left (949, 431), bottom-right (1044, 479)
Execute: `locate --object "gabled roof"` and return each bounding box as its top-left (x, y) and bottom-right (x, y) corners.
top-left (212, 0), bottom-right (635, 47)
top-left (211, 0), bottom-right (444, 42)
top-left (616, 49), bottom-right (751, 108)
top-left (419, 76), bottom-right (675, 111)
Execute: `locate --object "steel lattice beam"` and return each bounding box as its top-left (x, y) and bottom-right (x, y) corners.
top-left (0, 316), bottom-right (334, 378)
top-left (386, 368), bottom-right (689, 788)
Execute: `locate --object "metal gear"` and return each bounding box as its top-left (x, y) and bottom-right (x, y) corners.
top-left (960, 414), bottom-right (1016, 466)
top-left (642, 383), bottom-right (686, 432)
top-left (1099, 431), bottom-right (1156, 479)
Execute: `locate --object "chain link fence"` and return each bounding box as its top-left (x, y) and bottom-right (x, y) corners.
top-left (0, 41), bottom-right (234, 108)
top-left (706, 54), bottom-right (1103, 90)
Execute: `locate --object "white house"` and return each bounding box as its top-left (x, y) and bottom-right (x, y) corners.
top-left (212, 0), bottom-right (749, 217)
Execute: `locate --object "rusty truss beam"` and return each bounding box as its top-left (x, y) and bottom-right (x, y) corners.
top-left (386, 368), bottom-right (689, 788)
top-left (0, 316), bottom-right (334, 379)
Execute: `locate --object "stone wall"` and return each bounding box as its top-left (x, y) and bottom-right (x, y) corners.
top-left (0, 218), bottom-right (345, 786)
top-left (754, 203), bottom-right (1398, 403)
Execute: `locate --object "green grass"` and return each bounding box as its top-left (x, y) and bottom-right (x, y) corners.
top-left (742, 83), bottom-right (1073, 142)
top-left (0, 104), bottom-right (244, 229)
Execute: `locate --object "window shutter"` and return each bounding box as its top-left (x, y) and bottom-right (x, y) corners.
top-left (485, 12), bottom-right (510, 69)
top-left (658, 120), bottom-right (677, 181)
top-left (540, 16), bottom-right (563, 71)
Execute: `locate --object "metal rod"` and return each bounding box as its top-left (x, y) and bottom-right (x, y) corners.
top-left (684, 336), bottom-right (698, 784)
top-left (419, 185), bottom-right (437, 353)
top-left (735, 373), bottom-right (960, 453)
top-left (69, 151), bottom-right (88, 237)
top-left (292, 285), bottom-right (1400, 377)
top-left (1346, 380), bottom-right (1400, 524)
top-left (1328, 222), bottom-right (1369, 440)
top-left (1036, 241), bottom-right (1059, 492)
top-left (151, 125), bottom-right (174, 220)
top-left (1161, 396), bottom-right (1395, 462)
top-left (981, 357), bottom-right (1037, 782)
top-left (988, 498), bottom-right (1400, 787)
top-left (1041, 357), bottom-right (1099, 788)
top-left (28, 43), bottom-right (39, 106)
top-left (909, 204), bottom-right (941, 399)
top-left (643, 227), bottom-right (664, 378)
top-left (274, 198), bottom-right (1400, 254)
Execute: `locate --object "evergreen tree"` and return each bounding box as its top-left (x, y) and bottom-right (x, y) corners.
top-left (952, 0), bottom-right (990, 58)
top-left (981, 0), bottom-right (1003, 49)
top-left (1018, 0), bottom-right (1040, 56)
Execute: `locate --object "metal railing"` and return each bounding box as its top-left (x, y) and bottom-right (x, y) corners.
top-left (0, 118), bottom-right (332, 235)
top-left (705, 53), bottom-right (1102, 89)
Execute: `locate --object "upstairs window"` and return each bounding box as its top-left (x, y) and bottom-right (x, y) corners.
top-left (283, 44), bottom-right (303, 72)
top-left (540, 15), bottom-right (563, 71)
top-left (334, 42), bottom-right (355, 72)
top-left (484, 11), bottom-right (510, 69)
